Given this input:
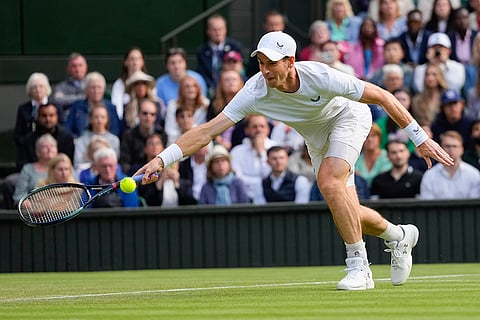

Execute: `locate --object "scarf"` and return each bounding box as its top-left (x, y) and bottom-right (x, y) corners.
top-left (212, 172), bottom-right (234, 205)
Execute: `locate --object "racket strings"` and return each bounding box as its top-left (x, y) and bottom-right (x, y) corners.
top-left (19, 186), bottom-right (88, 224)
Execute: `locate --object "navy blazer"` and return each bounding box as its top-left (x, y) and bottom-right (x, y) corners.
top-left (65, 98), bottom-right (121, 138)
top-left (397, 29), bottom-right (432, 66)
top-left (196, 38), bottom-right (243, 91)
top-left (448, 30), bottom-right (478, 63)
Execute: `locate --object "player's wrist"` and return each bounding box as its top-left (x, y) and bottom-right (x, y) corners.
top-left (403, 120), bottom-right (428, 147)
top-left (156, 143), bottom-right (183, 168)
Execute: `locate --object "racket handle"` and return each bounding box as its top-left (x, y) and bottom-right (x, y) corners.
top-left (132, 172), bottom-right (158, 182)
top-left (132, 174), bottom-right (144, 182)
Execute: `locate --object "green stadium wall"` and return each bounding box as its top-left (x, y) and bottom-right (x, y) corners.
top-left (0, 199), bottom-right (479, 272)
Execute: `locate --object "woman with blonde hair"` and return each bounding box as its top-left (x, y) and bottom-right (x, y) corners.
top-left (36, 153), bottom-right (77, 187)
top-left (376, 0), bottom-right (407, 40)
top-left (164, 76), bottom-right (209, 143)
top-left (411, 63), bottom-right (448, 126)
top-left (207, 70), bottom-right (244, 150)
top-left (325, 0), bottom-right (362, 43)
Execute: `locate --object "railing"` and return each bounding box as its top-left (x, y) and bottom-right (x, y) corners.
top-left (160, 0), bottom-right (234, 52)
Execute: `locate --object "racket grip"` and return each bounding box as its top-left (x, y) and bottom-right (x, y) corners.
top-left (132, 172), bottom-right (158, 182)
top-left (132, 174), bottom-right (144, 182)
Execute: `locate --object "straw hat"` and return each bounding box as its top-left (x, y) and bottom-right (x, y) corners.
top-left (125, 70), bottom-right (155, 91)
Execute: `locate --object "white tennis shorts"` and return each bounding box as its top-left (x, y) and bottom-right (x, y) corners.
top-left (305, 100), bottom-right (372, 186)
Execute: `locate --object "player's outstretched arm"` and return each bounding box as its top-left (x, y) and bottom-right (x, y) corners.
top-left (359, 82), bottom-right (454, 168)
top-left (134, 113), bottom-right (235, 184)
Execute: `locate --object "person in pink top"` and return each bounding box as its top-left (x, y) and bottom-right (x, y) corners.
top-left (343, 17), bottom-right (385, 80)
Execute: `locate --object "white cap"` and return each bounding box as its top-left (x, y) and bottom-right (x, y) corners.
top-left (206, 144), bottom-right (230, 165)
top-left (250, 31), bottom-right (297, 61)
top-left (427, 32), bottom-right (451, 48)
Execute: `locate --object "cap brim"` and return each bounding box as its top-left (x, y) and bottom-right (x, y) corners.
top-left (250, 48), bottom-right (286, 61)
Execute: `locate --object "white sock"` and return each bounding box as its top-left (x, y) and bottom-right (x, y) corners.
top-left (378, 221), bottom-right (404, 242)
top-left (345, 240), bottom-right (368, 261)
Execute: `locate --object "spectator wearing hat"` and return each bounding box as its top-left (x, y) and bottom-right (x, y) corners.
top-left (413, 32), bottom-right (465, 93)
top-left (221, 50), bottom-right (247, 82)
top-left (260, 146), bottom-right (311, 204)
top-left (155, 47), bottom-right (207, 106)
top-left (198, 144), bottom-right (249, 205)
top-left (431, 89), bottom-right (474, 149)
top-left (65, 72), bottom-right (121, 138)
top-left (111, 47), bottom-right (148, 120)
top-left (123, 70), bottom-right (163, 130)
top-left (370, 139), bottom-right (423, 199)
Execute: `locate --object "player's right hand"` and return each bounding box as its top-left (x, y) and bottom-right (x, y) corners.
top-left (133, 157), bottom-right (164, 185)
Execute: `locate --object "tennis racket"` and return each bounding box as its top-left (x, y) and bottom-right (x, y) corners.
top-left (17, 174), bottom-right (145, 227)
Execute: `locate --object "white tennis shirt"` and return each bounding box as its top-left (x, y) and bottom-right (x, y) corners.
top-left (223, 61), bottom-right (366, 141)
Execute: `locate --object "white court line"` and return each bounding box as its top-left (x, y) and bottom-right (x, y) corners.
top-left (1, 274), bottom-right (478, 303)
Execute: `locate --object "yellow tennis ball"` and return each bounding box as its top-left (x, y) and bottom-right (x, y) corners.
top-left (120, 177), bottom-right (137, 193)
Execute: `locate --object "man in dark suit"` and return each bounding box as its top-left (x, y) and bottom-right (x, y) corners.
top-left (448, 7), bottom-right (478, 65)
top-left (396, 9), bottom-right (432, 67)
top-left (17, 103), bottom-right (74, 170)
top-left (4, 103), bottom-right (75, 209)
top-left (196, 14), bottom-right (243, 98)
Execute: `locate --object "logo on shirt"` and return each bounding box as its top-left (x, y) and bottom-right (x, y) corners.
top-left (310, 96), bottom-right (321, 102)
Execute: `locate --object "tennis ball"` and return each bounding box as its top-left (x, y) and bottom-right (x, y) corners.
top-left (120, 177), bottom-right (137, 193)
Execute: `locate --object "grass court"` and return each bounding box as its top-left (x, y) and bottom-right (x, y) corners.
top-left (0, 263), bottom-right (479, 319)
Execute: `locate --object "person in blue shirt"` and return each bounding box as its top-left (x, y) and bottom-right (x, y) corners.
top-left (156, 47), bottom-right (207, 106)
top-left (88, 147), bottom-right (139, 208)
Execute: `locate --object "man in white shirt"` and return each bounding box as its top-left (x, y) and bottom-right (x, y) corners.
top-left (261, 146), bottom-right (311, 204)
top-left (420, 130), bottom-right (480, 199)
top-left (230, 114), bottom-right (278, 204)
top-left (138, 31), bottom-right (453, 290)
top-left (413, 32), bottom-right (466, 93)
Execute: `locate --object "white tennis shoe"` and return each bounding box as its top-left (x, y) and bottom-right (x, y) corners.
top-left (337, 257), bottom-right (374, 290)
top-left (384, 224), bottom-right (419, 285)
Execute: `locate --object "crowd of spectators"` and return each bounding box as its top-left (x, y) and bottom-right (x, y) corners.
top-left (7, 1), bottom-right (480, 209)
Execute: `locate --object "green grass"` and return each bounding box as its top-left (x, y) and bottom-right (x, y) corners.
top-left (0, 264), bottom-right (479, 319)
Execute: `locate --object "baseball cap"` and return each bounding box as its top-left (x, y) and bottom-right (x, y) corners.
top-left (441, 89), bottom-right (462, 105)
top-left (223, 50), bottom-right (243, 62)
top-left (250, 31), bottom-right (296, 61)
top-left (427, 32), bottom-right (451, 48)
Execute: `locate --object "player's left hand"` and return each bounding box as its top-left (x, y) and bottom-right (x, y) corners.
top-left (417, 138), bottom-right (454, 169)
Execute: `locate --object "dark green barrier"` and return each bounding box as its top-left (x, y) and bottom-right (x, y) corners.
top-left (0, 200), bottom-right (479, 272)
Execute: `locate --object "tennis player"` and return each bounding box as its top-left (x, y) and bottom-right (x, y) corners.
top-left (136, 31), bottom-right (454, 290)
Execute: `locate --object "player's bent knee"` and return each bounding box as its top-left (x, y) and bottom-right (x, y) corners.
top-left (317, 178), bottom-right (345, 200)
